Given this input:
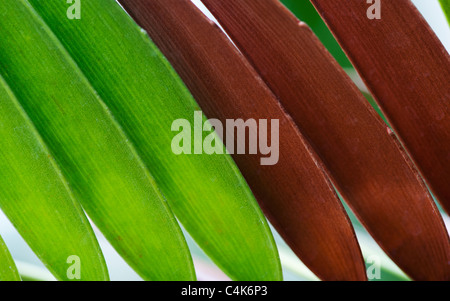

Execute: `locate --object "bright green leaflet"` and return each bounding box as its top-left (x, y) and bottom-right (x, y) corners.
top-left (0, 75), bottom-right (107, 281)
top-left (0, 235), bottom-right (20, 281)
top-left (28, 0), bottom-right (281, 280)
top-left (0, 0), bottom-right (194, 280)
top-left (440, 0), bottom-right (450, 25)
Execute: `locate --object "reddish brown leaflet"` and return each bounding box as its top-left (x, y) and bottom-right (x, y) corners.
top-left (309, 0), bottom-right (450, 215)
top-left (200, 0), bottom-right (450, 280)
top-left (118, 0), bottom-right (367, 280)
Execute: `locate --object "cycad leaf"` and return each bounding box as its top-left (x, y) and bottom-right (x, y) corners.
top-left (0, 0), bottom-right (193, 280)
top-left (309, 0), bottom-right (450, 216)
top-left (117, 0), bottom-right (366, 281)
top-left (0, 235), bottom-right (20, 281)
top-left (26, 0), bottom-right (281, 280)
top-left (0, 75), bottom-right (107, 281)
top-left (201, 0), bottom-right (450, 280)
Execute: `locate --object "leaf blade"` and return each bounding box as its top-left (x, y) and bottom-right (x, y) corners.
top-left (201, 0), bottom-right (450, 280)
top-left (117, 0), bottom-right (367, 281)
top-left (0, 75), bottom-right (108, 281)
top-left (309, 0), bottom-right (450, 216)
top-left (0, 0), bottom-right (194, 280)
top-left (440, 0), bottom-right (450, 25)
top-left (0, 235), bottom-right (20, 281)
top-left (26, 0), bottom-right (281, 280)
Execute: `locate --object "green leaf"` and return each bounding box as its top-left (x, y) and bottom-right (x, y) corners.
top-left (0, 0), bottom-right (193, 280)
top-left (440, 0), bottom-right (450, 25)
top-left (0, 75), bottom-right (107, 281)
top-left (0, 235), bottom-right (20, 281)
top-left (27, 0), bottom-right (281, 280)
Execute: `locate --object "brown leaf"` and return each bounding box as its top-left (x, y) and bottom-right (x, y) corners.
top-left (118, 0), bottom-right (367, 280)
top-left (200, 0), bottom-right (450, 280)
top-left (310, 0), bottom-right (450, 216)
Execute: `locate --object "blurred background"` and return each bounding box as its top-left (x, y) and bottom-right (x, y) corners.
top-left (0, 0), bottom-right (449, 281)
